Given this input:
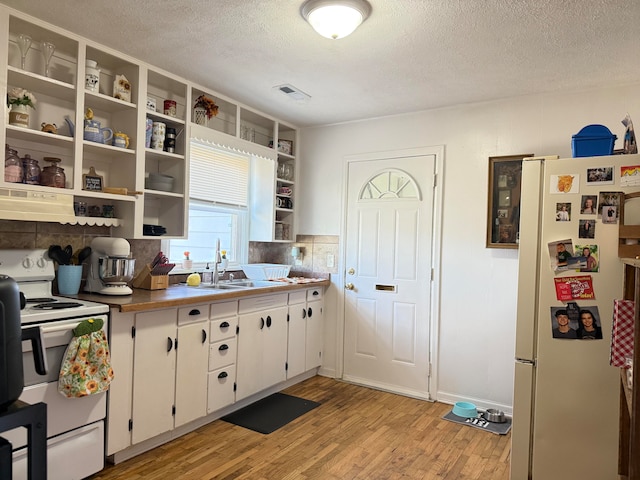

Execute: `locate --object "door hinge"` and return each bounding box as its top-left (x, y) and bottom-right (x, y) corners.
top-left (287, 313), bottom-right (290, 322)
top-left (174, 338), bottom-right (178, 350)
top-left (433, 174), bottom-right (437, 188)
top-left (431, 268), bottom-right (434, 281)
top-left (236, 325), bottom-right (240, 335)
top-left (285, 362), bottom-right (288, 371)
top-left (428, 363), bottom-right (432, 377)
top-left (131, 326), bottom-right (136, 338)
top-left (233, 382), bottom-right (237, 392)
top-left (172, 405), bottom-right (176, 416)
top-left (128, 419), bottom-right (133, 431)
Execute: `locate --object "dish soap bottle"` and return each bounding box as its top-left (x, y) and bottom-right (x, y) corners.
top-left (202, 263), bottom-right (212, 284)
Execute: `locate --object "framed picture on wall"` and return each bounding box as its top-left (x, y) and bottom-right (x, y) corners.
top-left (486, 153), bottom-right (535, 248)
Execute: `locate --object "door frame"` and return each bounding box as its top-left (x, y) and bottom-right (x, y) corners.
top-left (336, 145), bottom-right (445, 400)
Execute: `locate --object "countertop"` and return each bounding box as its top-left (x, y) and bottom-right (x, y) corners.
top-left (71, 278), bottom-right (330, 313)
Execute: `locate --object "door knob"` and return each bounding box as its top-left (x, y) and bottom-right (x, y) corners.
top-left (345, 283), bottom-right (354, 290)
top-left (347, 268), bottom-right (355, 275)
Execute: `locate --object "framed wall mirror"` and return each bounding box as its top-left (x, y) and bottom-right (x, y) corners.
top-left (486, 154), bottom-right (534, 248)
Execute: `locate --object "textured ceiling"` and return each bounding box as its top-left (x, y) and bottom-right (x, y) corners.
top-left (2, 0), bottom-right (639, 127)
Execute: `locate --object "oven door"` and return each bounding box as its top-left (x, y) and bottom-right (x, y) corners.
top-left (3, 315), bottom-right (108, 449)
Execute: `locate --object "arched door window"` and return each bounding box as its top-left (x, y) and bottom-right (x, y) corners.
top-left (359, 168), bottom-right (421, 200)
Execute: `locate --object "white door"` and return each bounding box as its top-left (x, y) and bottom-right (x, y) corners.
top-left (343, 154), bottom-right (436, 399)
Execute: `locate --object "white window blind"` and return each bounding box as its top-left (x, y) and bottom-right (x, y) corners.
top-left (189, 139), bottom-right (249, 206)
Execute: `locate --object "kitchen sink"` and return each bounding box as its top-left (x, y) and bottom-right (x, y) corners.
top-left (197, 280), bottom-right (277, 290)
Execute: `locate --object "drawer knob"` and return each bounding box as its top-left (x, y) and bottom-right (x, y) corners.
top-left (219, 344), bottom-right (229, 351)
top-left (218, 371), bottom-right (228, 379)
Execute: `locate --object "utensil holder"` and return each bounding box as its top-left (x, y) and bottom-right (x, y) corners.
top-left (57, 265), bottom-right (83, 295)
top-left (132, 264), bottom-right (169, 290)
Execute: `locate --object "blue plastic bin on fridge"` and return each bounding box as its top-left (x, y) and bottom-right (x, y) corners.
top-left (571, 124), bottom-right (617, 157)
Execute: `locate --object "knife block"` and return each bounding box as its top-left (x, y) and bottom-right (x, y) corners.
top-left (132, 264), bottom-right (169, 290)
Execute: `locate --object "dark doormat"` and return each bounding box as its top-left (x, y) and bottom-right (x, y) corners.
top-left (442, 410), bottom-right (512, 435)
top-left (221, 393), bottom-right (320, 434)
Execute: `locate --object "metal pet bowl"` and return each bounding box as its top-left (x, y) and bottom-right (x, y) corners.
top-left (452, 401), bottom-right (478, 418)
top-left (483, 408), bottom-right (507, 423)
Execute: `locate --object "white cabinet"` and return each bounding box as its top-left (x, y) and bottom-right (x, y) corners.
top-left (107, 304), bottom-right (210, 453)
top-left (287, 290), bottom-right (307, 379)
top-left (305, 288), bottom-right (324, 370)
top-left (286, 287), bottom-right (324, 378)
top-left (207, 300), bottom-right (239, 413)
top-left (140, 68), bottom-right (189, 238)
top-left (1, 7), bottom-right (299, 239)
top-left (174, 304), bottom-right (209, 427)
top-left (236, 293), bottom-right (288, 400)
top-left (131, 308), bottom-right (177, 444)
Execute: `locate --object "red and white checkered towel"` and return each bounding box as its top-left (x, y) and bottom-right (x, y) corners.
top-left (611, 299), bottom-right (635, 367)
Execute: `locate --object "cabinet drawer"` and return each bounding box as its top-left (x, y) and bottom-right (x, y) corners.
top-left (239, 293), bottom-right (288, 314)
top-left (288, 290), bottom-right (306, 305)
top-left (178, 304), bottom-right (209, 325)
top-left (208, 365), bottom-right (236, 414)
top-left (210, 300), bottom-right (238, 320)
top-left (209, 338), bottom-right (237, 371)
top-left (307, 288), bottom-right (324, 301)
top-left (210, 316), bottom-right (238, 343)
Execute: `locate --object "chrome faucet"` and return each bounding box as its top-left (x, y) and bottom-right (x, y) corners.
top-left (213, 239), bottom-right (222, 286)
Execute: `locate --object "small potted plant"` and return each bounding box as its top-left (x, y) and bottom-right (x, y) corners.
top-left (183, 251), bottom-right (193, 269)
top-left (193, 94), bottom-right (219, 126)
top-left (7, 87), bottom-right (36, 128)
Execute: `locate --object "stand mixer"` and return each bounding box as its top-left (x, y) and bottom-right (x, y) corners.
top-left (85, 237), bottom-right (135, 295)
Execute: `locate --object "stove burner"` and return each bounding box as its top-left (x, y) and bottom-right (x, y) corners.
top-left (26, 297), bottom-right (56, 303)
top-left (31, 302), bottom-right (83, 310)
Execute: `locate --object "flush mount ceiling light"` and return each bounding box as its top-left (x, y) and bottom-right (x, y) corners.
top-left (301, 0), bottom-right (372, 40)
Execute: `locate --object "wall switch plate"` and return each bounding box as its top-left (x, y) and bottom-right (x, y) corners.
top-left (327, 254), bottom-right (335, 268)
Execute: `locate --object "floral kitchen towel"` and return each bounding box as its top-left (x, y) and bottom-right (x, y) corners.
top-left (58, 318), bottom-right (114, 398)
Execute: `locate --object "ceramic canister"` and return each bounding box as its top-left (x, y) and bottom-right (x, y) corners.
top-left (85, 60), bottom-right (100, 93)
top-left (163, 100), bottom-right (177, 117)
top-left (151, 122), bottom-right (166, 150)
top-left (145, 118), bottom-right (153, 148)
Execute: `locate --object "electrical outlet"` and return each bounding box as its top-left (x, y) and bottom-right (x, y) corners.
top-left (327, 254), bottom-right (335, 268)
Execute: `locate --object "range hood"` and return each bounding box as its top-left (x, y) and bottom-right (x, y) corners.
top-left (0, 187), bottom-right (77, 223)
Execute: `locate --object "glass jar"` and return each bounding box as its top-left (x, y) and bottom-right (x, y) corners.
top-left (40, 157), bottom-right (66, 188)
top-left (21, 154), bottom-right (41, 185)
top-left (5, 144), bottom-right (23, 183)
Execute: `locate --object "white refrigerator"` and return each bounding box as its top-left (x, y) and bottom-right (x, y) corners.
top-left (511, 153), bottom-right (640, 479)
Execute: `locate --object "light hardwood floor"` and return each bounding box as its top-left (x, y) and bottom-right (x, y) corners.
top-left (90, 376), bottom-right (511, 479)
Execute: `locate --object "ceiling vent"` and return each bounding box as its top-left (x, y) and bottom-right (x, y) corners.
top-left (274, 84), bottom-right (311, 102)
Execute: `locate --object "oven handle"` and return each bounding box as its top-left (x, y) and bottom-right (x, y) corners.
top-left (21, 326), bottom-right (48, 375)
top-left (40, 322), bottom-right (81, 335)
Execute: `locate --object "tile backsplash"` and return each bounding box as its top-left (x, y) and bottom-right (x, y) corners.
top-left (0, 220), bottom-right (338, 277)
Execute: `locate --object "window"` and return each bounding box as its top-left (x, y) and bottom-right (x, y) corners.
top-left (167, 201), bottom-right (247, 270)
top-left (164, 139), bottom-right (250, 270)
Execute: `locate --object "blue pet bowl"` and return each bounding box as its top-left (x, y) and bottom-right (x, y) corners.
top-left (452, 401), bottom-right (478, 418)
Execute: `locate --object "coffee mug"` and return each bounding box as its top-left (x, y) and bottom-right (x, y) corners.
top-left (113, 132), bottom-right (129, 148)
top-left (151, 122), bottom-right (166, 150)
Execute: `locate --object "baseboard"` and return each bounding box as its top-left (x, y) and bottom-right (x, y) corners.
top-left (436, 390), bottom-right (513, 416)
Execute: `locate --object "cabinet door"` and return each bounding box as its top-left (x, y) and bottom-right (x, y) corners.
top-left (287, 304), bottom-right (306, 379)
top-left (263, 306), bottom-right (288, 388)
top-left (174, 321), bottom-right (208, 428)
top-left (131, 309), bottom-right (177, 444)
top-left (305, 300), bottom-right (324, 370)
top-left (106, 310), bottom-right (134, 455)
top-left (236, 312), bottom-right (265, 400)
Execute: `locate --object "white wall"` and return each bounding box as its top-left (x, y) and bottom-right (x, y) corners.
top-left (298, 83), bottom-right (640, 411)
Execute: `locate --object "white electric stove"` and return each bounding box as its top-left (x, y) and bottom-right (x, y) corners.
top-left (0, 249), bottom-right (109, 480)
